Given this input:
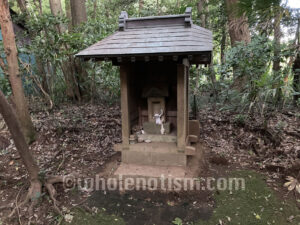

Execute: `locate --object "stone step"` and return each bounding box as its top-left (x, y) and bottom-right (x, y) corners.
top-left (187, 135), bottom-right (198, 143)
top-left (185, 146), bottom-right (196, 155)
top-left (114, 163), bottom-right (187, 178)
top-left (137, 134), bottom-right (176, 143)
top-left (122, 150), bottom-right (187, 167)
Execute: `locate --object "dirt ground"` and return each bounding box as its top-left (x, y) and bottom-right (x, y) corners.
top-left (0, 101), bottom-right (299, 224)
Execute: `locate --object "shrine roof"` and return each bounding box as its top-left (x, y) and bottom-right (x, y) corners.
top-left (76, 8), bottom-right (212, 64)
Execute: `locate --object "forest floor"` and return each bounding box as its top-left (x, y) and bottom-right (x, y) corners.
top-left (0, 100), bottom-right (299, 225)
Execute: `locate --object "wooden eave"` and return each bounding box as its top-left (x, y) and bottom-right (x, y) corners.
top-left (76, 8), bottom-right (213, 65)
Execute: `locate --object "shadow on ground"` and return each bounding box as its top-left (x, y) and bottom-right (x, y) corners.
top-left (65, 170), bottom-right (300, 225)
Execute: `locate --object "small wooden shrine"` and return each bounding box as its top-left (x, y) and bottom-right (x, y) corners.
top-left (76, 8), bottom-right (212, 170)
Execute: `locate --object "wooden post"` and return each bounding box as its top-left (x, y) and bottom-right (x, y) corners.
top-left (120, 65), bottom-right (130, 146)
top-left (177, 59), bottom-right (189, 151)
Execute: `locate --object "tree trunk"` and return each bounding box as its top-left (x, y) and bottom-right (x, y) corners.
top-left (49, 0), bottom-right (66, 33)
top-left (65, 0), bottom-right (72, 31)
top-left (36, 57), bottom-right (49, 94)
top-left (225, 0), bottom-right (250, 91)
top-left (70, 0), bottom-right (87, 27)
top-left (220, 1), bottom-right (227, 66)
top-left (16, 0), bottom-right (52, 104)
top-left (69, 0), bottom-right (89, 100)
top-left (93, 0), bottom-right (97, 19)
top-left (139, 0), bottom-right (144, 16)
top-left (16, 0), bottom-right (27, 13)
top-left (0, 0), bottom-right (36, 143)
top-left (293, 53), bottom-right (300, 103)
top-left (157, 0), bottom-right (161, 15)
top-left (0, 90), bottom-right (40, 183)
top-left (225, 0), bottom-right (251, 46)
top-left (220, 27), bottom-right (226, 64)
top-left (197, 0), bottom-right (207, 28)
top-left (273, 12), bottom-right (281, 71)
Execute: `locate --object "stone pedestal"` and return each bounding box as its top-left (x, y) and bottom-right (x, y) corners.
top-left (143, 122), bottom-right (170, 134)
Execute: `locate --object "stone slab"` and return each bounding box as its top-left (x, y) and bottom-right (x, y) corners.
top-left (144, 122), bottom-right (170, 134)
top-left (114, 163), bottom-right (187, 178)
top-left (137, 134), bottom-right (176, 143)
top-left (122, 150), bottom-right (186, 166)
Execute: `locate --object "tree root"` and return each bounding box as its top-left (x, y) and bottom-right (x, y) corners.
top-left (8, 174), bottom-right (78, 219)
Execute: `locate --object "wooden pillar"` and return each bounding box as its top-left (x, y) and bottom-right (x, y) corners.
top-left (120, 64), bottom-right (130, 146)
top-left (177, 59), bottom-right (189, 151)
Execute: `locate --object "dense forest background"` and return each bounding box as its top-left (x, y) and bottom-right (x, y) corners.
top-left (0, 0), bottom-right (299, 112)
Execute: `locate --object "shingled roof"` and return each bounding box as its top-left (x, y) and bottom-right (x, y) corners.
top-left (76, 8), bottom-right (212, 64)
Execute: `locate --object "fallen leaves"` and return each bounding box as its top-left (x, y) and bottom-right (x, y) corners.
top-left (284, 176), bottom-right (300, 193)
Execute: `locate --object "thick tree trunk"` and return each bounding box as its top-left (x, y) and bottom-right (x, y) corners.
top-left (225, 0), bottom-right (251, 46)
top-left (0, 90), bottom-right (42, 216)
top-left (49, 0), bottom-right (66, 33)
top-left (0, 90), bottom-right (39, 183)
top-left (69, 0), bottom-right (89, 100)
top-left (226, 0), bottom-right (251, 91)
top-left (49, 0), bottom-right (82, 101)
top-left (70, 0), bottom-right (87, 27)
top-left (197, 0), bottom-right (207, 28)
top-left (16, 0), bottom-right (27, 13)
top-left (0, 0), bottom-right (36, 143)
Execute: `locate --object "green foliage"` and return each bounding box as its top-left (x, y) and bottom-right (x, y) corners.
top-left (172, 217), bottom-right (183, 225)
top-left (216, 35), bottom-right (295, 113)
top-left (2, 0), bottom-right (298, 110)
top-left (224, 36), bottom-right (272, 81)
top-left (0, 75), bottom-right (11, 96)
top-left (234, 114), bottom-right (247, 126)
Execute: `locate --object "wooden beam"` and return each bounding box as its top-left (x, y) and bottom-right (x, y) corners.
top-left (120, 65), bottom-right (131, 146)
top-left (182, 58), bottom-right (189, 67)
top-left (177, 63), bottom-right (188, 151)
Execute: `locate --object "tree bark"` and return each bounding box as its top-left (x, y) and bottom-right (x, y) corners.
top-left (0, 90), bottom-right (39, 183)
top-left (70, 0), bottom-right (87, 27)
top-left (197, 0), bottom-right (207, 28)
top-left (225, 0), bottom-right (251, 46)
top-left (139, 0), bottom-right (144, 16)
top-left (65, 0), bottom-right (72, 30)
top-left (93, 0), bottom-right (97, 19)
top-left (49, 0), bottom-right (66, 32)
top-left (16, 0), bottom-right (27, 13)
top-left (293, 53), bottom-right (300, 103)
top-left (220, 27), bottom-right (226, 64)
top-left (0, 0), bottom-right (36, 143)
top-left (273, 12), bottom-right (281, 71)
